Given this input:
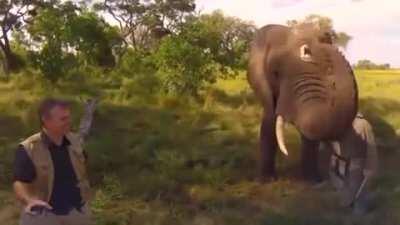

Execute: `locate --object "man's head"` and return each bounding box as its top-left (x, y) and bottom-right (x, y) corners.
top-left (38, 98), bottom-right (71, 136)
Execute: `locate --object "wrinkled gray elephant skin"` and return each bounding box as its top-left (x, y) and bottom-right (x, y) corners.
top-left (247, 24), bottom-right (358, 182)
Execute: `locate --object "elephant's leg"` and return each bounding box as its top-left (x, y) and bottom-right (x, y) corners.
top-left (300, 136), bottom-right (322, 183)
top-left (259, 113), bottom-right (278, 182)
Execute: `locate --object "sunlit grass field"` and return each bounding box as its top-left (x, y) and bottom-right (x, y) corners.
top-left (0, 69), bottom-right (399, 225)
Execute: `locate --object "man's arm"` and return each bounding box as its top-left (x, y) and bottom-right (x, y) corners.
top-left (13, 181), bottom-right (35, 205)
top-left (353, 118), bottom-right (378, 177)
top-left (13, 146), bottom-right (52, 212)
top-left (14, 181), bottom-right (52, 213)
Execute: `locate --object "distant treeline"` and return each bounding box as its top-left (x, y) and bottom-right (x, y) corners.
top-left (353, 59), bottom-right (391, 70)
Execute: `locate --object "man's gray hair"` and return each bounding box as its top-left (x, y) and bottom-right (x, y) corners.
top-left (38, 98), bottom-right (71, 125)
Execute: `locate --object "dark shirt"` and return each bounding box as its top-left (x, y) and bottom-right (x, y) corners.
top-left (13, 132), bottom-right (86, 215)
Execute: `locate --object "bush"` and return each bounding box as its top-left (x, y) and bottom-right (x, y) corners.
top-left (153, 36), bottom-right (218, 96)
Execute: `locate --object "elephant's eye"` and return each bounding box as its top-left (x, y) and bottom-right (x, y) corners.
top-left (300, 44), bottom-right (312, 62)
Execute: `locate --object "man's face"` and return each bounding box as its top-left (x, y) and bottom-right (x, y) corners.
top-left (43, 106), bottom-right (71, 135)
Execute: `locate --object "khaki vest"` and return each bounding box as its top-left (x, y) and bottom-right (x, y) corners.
top-left (19, 132), bottom-right (92, 203)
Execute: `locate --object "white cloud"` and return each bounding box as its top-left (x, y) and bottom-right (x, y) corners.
top-left (270, 0), bottom-right (304, 8)
top-left (196, 0), bottom-right (400, 67)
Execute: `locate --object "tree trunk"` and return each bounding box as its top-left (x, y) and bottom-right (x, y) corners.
top-left (0, 39), bottom-right (18, 75)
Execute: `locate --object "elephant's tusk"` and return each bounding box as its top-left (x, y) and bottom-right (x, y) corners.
top-left (276, 115), bottom-right (289, 156)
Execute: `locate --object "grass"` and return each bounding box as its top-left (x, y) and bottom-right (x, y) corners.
top-left (0, 69), bottom-right (399, 225)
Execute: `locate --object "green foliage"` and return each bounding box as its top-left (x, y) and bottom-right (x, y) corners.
top-left (154, 35), bottom-right (218, 95)
top-left (4, 2), bottom-right (253, 94)
top-left (154, 150), bottom-right (186, 186)
top-left (91, 174), bottom-right (124, 213)
top-left (151, 10), bottom-right (255, 96)
top-left (116, 50), bottom-right (154, 77)
top-left (30, 42), bottom-right (78, 83)
top-left (26, 4), bottom-right (79, 82)
top-left (109, 49), bottom-right (160, 98)
top-left (65, 11), bottom-right (122, 68)
top-left (27, 2), bottom-right (122, 82)
top-left (187, 10), bottom-right (256, 71)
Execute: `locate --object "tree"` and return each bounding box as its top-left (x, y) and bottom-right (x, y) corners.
top-left (0, 0), bottom-right (39, 73)
top-left (64, 11), bottom-right (122, 67)
top-left (287, 14), bottom-right (352, 49)
top-left (27, 1), bottom-right (122, 82)
top-left (93, 0), bottom-right (145, 51)
top-left (189, 10), bottom-right (256, 72)
top-left (27, 2), bottom-right (76, 82)
top-left (152, 10), bottom-right (256, 96)
top-left (93, 0), bottom-right (195, 51)
top-left (153, 35), bottom-right (216, 96)
top-left (144, 0), bottom-right (196, 34)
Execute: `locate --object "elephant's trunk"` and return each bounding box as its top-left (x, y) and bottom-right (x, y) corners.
top-left (292, 70), bottom-right (357, 140)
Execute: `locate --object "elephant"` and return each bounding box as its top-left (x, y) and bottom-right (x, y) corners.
top-left (247, 24), bottom-right (358, 183)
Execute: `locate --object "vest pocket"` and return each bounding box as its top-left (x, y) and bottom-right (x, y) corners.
top-left (33, 162), bottom-right (50, 200)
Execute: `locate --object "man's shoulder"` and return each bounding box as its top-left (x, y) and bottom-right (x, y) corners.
top-left (65, 132), bottom-right (81, 143)
top-left (19, 132), bottom-right (42, 147)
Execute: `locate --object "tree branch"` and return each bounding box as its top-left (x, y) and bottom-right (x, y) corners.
top-left (78, 98), bottom-right (99, 143)
top-left (104, 0), bottom-right (124, 32)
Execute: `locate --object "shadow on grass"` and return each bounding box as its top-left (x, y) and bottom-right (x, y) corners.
top-left (0, 114), bottom-right (25, 144)
top-left (359, 97), bottom-right (400, 151)
top-left (0, 114), bottom-right (26, 186)
top-left (260, 210), bottom-right (339, 225)
top-left (84, 101), bottom-right (259, 200)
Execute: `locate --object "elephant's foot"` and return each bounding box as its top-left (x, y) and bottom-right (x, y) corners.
top-left (303, 172), bottom-right (323, 184)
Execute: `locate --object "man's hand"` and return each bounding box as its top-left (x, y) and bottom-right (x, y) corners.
top-left (13, 181), bottom-right (52, 215)
top-left (24, 199), bottom-right (52, 215)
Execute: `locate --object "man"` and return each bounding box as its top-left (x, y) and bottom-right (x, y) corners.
top-left (13, 98), bottom-right (96, 225)
top-left (325, 112), bottom-right (378, 215)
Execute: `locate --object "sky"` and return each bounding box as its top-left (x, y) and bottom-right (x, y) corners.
top-left (195, 0), bottom-right (400, 68)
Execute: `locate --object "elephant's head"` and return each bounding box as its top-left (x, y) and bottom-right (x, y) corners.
top-left (270, 24), bottom-right (358, 153)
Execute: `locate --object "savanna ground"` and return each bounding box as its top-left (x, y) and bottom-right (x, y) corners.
top-left (0, 69), bottom-right (399, 225)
